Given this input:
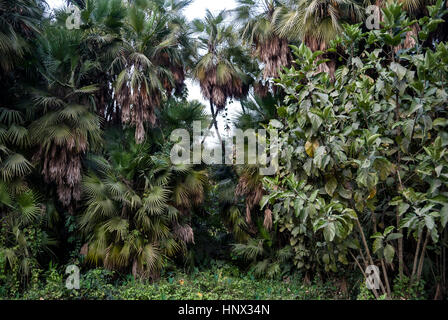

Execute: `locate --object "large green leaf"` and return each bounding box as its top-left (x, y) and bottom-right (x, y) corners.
top-left (323, 223), bottom-right (336, 242)
top-left (384, 244), bottom-right (395, 264)
top-left (325, 176), bottom-right (337, 197)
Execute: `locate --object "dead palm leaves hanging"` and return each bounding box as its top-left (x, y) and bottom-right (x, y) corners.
top-left (31, 103), bottom-right (101, 207)
top-left (192, 9), bottom-right (252, 146)
top-left (159, 52), bottom-right (186, 96)
top-left (31, 26), bottom-right (101, 208)
top-left (114, 4), bottom-right (191, 144)
top-left (235, 165), bottom-right (270, 232)
top-left (256, 35), bottom-right (292, 79)
top-left (116, 66), bottom-right (162, 144)
top-left (195, 57), bottom-right (249, 111)
top-left (235, 0), bottom-right (292, 80)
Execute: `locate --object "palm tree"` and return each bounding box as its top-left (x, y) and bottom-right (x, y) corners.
top-left (273, 0), bottom-right (364, 77)
top-left (79, 97), bottom-right (209, 279)
top-left (0, 0), bottom-right (62, 286)
top-left (233, 235), bottom-right (293, 278)
top-left (74, 0), bottom-right (128, 126)
top-left (0, 120), bottom-right (55, 282)
top-left (192, 10), bottom-right (251, 143)
top-left (211, 166), bottom-right (250, 243)
top-left (0, 182), bottom-right (55, 282)
top-left (80, 132), bottom-right (208, 279)
top-left (234, 94), bottom-right (277, 130)
top-left (232, 94), bottom-right (278, 233)
top-left (114, 0), bottom-right (194, 144)
top-left (30, 26), bottom-right (102, 208)
top-left (158, 99), bottom-right (209, 137)
top-left (231, 94), bottom-right (278, 233)
top-left (234, 0), bottom-right (292, 79)
top-left (235, 165), bottom-right (268, 230)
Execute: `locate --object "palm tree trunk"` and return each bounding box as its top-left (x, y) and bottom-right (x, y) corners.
top-left (395, 90), bottom-right (405, 279)
top-left (203, 101), bottom-right (225, 160)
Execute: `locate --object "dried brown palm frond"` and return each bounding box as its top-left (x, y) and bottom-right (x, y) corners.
top-left (157, 52), bottom-right (186, 95)
top-left (173, 222), bottom-right (195, 244)
top-left (274, 0), bottom-right (364, 80)
top-left (235, 165), bottom-right (265, 230)
top-left (264, 208), bottom-right (273, 231)
top-left (116, 70), bottom-right (162, 144)
top-left (234, 0), bottom-right (292, 79)
top-left (31, 103), bottom-right (101, 208)
top-left (304, 36), bottom-right (338, 80)
top-left (169, 64), bottom-right (186, 94)
top-left (38, 145), bottom-right (83, 207)
top-left (196, 62), bottom-right (249, 111)
top-left (256, 36), bottom-right (292, 78)
top-left (394, 23), bottom-right (421, 52)
top-left (254, 80), bottom-right (270, 97)
top-left (80, 243), bottom-right (89, 256)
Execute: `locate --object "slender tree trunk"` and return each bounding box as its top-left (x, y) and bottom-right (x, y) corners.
top-left (210, 101), bottom-right (222, 144)
top-left (355, 218), bottom-right (387, 297)
top-left (358, 248), bottom-right (368, 270)
top-left (349, 251), bottom-right (380, 300)
top-left (373, 212), bottom-right (391, 296)
top-left (395, 90), bottom-right (404, 279)
top-left (202, 120), bottom-right (214, 144)
top-left (443, 230), bottom-right (447, 291)
top-left (209, 100), bottom-right (226, 159)
top-left (397, 208), bottom-right (404, 278)
top-left (381, 259), bottom-right (391, 297)
top-left (356, 219), bottom-right (375, 267)
top-left (416, 231), bottom-right (430, 284)
top-left (202, 100), bottom-right (223, 145)
top-left (411, 231), bottom-right (423, 282)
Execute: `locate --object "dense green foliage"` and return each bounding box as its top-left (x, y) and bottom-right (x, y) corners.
top-left (261, 1), bottom-right (448, 299)
top-left (15, 266), bottom-right (351, 300)
top-left (1, 0), bottom-right (448, 300)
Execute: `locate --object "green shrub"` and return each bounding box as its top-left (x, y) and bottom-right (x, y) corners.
top-left (392, 276), bottom-right (426, 300)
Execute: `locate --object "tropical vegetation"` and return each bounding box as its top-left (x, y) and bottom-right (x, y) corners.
top-left (1, 0), bottom-right (448, 300)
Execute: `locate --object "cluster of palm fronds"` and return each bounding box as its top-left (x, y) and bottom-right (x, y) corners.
top-left (234, 0), bottom-right (292, 79)
top-left (234, 0), bottom-right (439, 79)
top-left (0, 0), bottom-right (208, 284)
top-left (0, 101), bottom-right (56, 282)
top-left (115, 1), bottom-right (194, 143)
top-left (80, 137), bottom-right (208, 279)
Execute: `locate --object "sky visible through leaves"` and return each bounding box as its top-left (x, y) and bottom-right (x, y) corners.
top-left (47, 0), bottom-right (241, 143)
